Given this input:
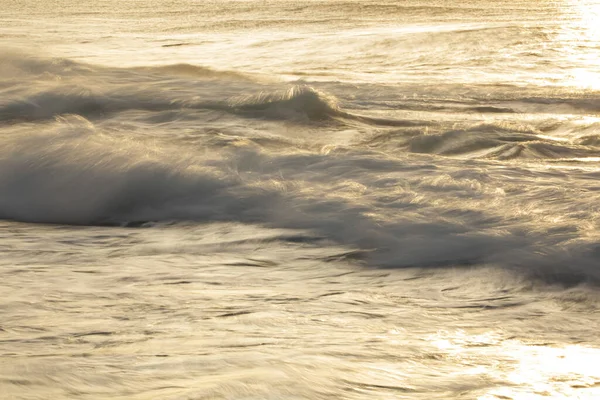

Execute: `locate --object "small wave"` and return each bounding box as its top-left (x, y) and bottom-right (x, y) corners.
top-left (226, 85), bottom-right (344, 122)
top-left (161, 43), bottom-right (192, 48)
top-left (0, 57), bottom-right (85, 90)
top-left (0, 50), bottom-right (254, 82)
top-left (223, 85), bottom-right (421, 126)
top-left (574, 134), bottom-right (600, 147)
top-left (520, 96), bottom-right (600, 113)
top-left (135, 63), bottom-right (253, 81)
top-left (468, 105), bottom-right (515, 113)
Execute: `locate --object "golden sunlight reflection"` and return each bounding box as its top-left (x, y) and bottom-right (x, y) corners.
top-left (560, 0), bottom-right (600, 89)
top-left (569, 0), bottom-right (600, 38)
top-left (430, 330), bottom-right (600, 399)
top-left (568, 68), bottom-right (600, 90)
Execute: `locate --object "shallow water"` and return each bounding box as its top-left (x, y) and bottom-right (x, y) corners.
top-left (1, 1), bottom-right (600, 399)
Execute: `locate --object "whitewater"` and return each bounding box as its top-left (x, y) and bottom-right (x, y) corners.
top-left (1, 0), bottom-right (600, 399)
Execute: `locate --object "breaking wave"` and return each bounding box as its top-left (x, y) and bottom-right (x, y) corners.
top-left (1, 53), bottom-right (600, 285)
top-left (1, 115), bottom-right (599, 285)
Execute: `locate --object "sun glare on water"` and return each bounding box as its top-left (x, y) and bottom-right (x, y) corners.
top-left (560, 0), bottom-right (600, 89)
top-left (429, 331), bottom-right (600, 399)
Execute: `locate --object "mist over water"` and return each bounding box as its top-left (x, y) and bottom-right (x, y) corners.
top-left (1, 1), bottom-right (600, 399)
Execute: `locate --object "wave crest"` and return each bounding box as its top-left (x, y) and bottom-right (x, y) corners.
top-left (227, 85), bottom-right (343, 121)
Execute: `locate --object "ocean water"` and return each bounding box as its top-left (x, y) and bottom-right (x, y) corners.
top-left (1, 0), bottom-right (600, 398)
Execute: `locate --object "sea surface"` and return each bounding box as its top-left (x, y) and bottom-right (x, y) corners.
top-left (1, 1), bottom-right (600, 399)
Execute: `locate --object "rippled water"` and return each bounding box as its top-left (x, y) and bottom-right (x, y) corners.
top-left (1, 1), bottom-right (600, 399)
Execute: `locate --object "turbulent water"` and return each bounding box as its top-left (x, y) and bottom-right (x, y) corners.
top-left (2, 0), bottom-right (600, 398)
